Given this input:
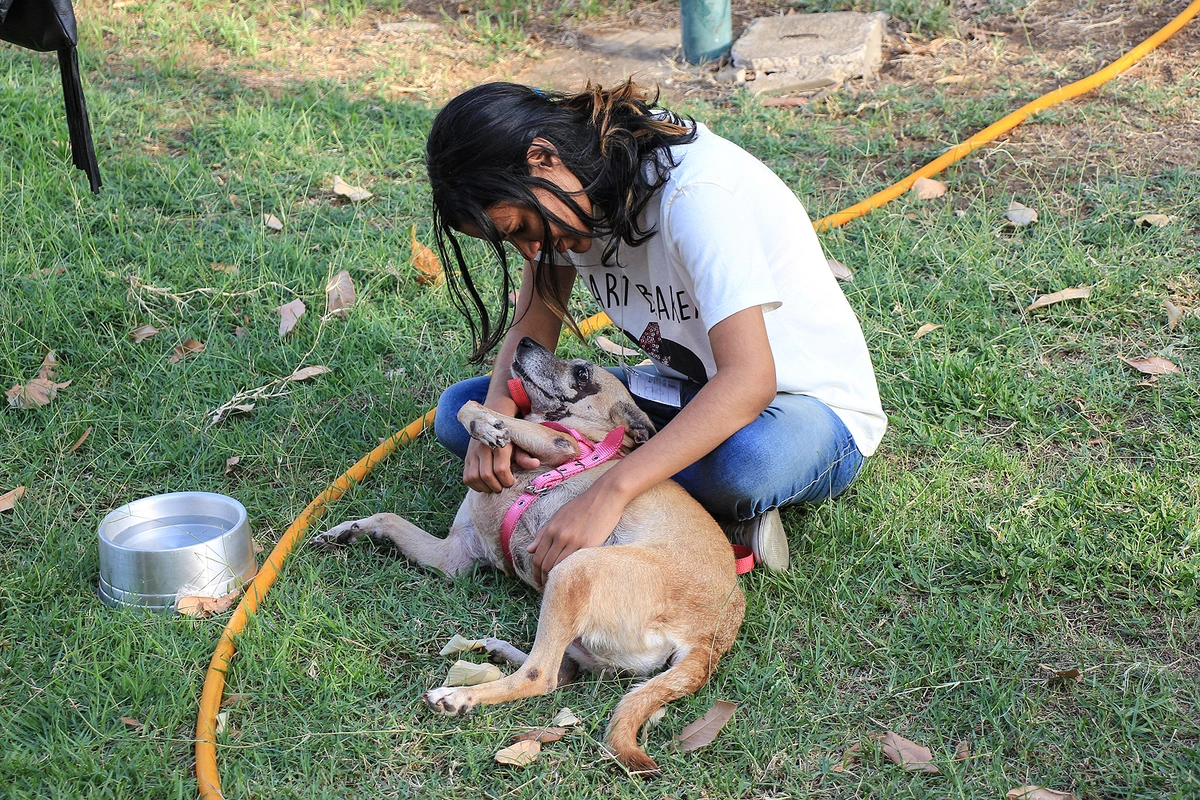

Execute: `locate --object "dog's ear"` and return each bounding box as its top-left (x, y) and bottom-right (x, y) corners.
top-left (611, 400), bottom-right (655, 445)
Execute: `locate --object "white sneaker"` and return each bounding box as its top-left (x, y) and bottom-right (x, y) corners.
top-left (722, 508), bottom-right (789, 573)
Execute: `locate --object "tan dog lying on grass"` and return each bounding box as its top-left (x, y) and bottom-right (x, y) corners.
top-left (314, 337), bottom-right (745, 772)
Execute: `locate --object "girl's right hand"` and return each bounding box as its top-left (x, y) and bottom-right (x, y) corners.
top-left (463, 437), bottom-right (541, 493)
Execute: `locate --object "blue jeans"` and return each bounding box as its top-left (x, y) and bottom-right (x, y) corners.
top-left (433, 368), bottom-right (864, 521)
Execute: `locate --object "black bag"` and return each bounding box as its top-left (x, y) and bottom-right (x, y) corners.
top-left (1, 0), bottom-right (101, 193)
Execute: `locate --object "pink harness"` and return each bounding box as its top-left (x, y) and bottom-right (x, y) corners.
top-left (501, 378), bottom-right (755, 575)
top-left (498, 422), bottom-right (626, 572)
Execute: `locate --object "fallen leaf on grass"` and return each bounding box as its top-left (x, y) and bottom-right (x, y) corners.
top-left (762, 96), bottom-right (808, 107)
top-left (69, 426), bottom-right (93, 453)
top-left (210, 262), bottom-right (238, 274)
top-left (1134, 214), bottom-right (1173, 228)
top-left (177, 589), bottom-right (242, 618)
top-left (39, 351), bottom-right (58, 379)
top-left (439, 633), bottom-right (486, 656)
top-left (911, 177), bottom-right (947, 200)
top-left (221, 694), bottom-right (252, 709)
top-left (831, 742), bottom-right (861, 773)
top-left (276, 298), bottom-right (306, 337)
top-left (494, 738), bottom-right (541, 766)
top-left (214, 711), bottom-right (229, 735)
top-left (934, 74), bottom-right (965, 84)
top-left (0, 487), bottom-right (26, 512)
top-left (673, 700), bottom-right (736, 752)
top-left (443, 660), bottom-right (502, 687)
top-left (1121, 356), bottom-right (1180, 375)
top-left (1043, 665), bottom-right (1082, 684)
top-left (1027, 286), bottom-right (1090, 311)
top-left (915, 323), bottom-right (943, 340)
top-left (1007, 787), bottom-right (1079, 800)
top-left (595, 335), bottom-right (639, 357)
top-left (550, 708), bottom-right (582, 727)
top-left (130, 324), bottom-right (160, 343)
top-left (233, 326), bottom-right (248, 339)
top-left (287, 365), bottom-right (332, 382)
top-left (1005, 201), bottom-right (1038, 227)
top-left (263, 213), bottom-right (284, 232)
top-left (325, 270), bottom-right (356, 319)
top-left (7, 378), bottom-right (72, 409)
top-left (954, 740), bottom-right (971, 760)
top-left (224, 456), bottom-right (240, 475)
top-left (1166, 300), bottom-right (1183, 330)
top-left (332, 175), bottom-right (374, 203)
top-left (510, 726), bottom-right (568, 744)
top-left (411, 226), bottom-right (444, 286)
top-left (169, 339), bottom-right (205, 363)
top-left (827, 258), bottom-right (854, 282)
top-left (120, 716), bottom-right (144, 730)
top-left (879, 731), bottom-right (940, 773)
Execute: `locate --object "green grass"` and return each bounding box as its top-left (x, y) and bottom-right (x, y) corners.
top-left (2, 1), bottom-right (1199, 798)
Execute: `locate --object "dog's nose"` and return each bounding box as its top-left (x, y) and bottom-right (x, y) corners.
top-left (517, 336), bottom-right (537, 352)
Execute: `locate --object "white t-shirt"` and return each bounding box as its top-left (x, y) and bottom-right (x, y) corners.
top-left (566, 122), bottom-right (888, 456)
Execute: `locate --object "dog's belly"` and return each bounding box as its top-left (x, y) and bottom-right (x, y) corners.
top-left (576, 631), bottom-right (678, 676)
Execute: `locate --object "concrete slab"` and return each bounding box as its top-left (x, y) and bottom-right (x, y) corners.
top-left (731, 12), bottom-right (887, 95)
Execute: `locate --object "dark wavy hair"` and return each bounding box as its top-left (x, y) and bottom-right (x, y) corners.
top-left (425, 80), bottom-right (697, 362)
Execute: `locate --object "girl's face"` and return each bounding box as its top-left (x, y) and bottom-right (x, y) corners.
top-left (463, 138), bottom-right (594, 260)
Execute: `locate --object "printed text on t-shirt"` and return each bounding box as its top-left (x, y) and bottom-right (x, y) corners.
top-left (584, 272), bottom-right (698, 323)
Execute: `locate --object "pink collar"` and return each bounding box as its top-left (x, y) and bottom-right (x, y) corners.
top-left (499, 422), bottom-right (625, 573)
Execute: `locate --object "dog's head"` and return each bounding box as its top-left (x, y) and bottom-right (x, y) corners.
top-left (512, 337), bottom-right (655, 451)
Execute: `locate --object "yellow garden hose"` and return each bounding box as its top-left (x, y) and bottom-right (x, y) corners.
top-left (195, 3), bottom-right (1200, 796)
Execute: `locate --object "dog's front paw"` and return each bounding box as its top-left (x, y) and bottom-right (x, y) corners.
top-left (423, 687), bottom-right (476, 716)
top-left (468, 416), bottom-right (511, 450)
top-left (311, 518), bottom-right (368, 548)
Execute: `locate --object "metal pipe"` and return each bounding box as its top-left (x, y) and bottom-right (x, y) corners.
top-left (681, 0), bottom-right (731, 64)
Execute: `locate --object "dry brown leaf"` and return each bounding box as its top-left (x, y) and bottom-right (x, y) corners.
top-left (879, 731), bottom-right (940, 773)
top-left (233, 326), bottom-right (248, 339)
top-left (411, 225), bottom-right (444, 286)
top-left (1027, 286), bottom-right (1091, 311)
top-left (224, 456), bottom-right (240, 475)
top-left (762, 96), bottom-right (808, 107)
top-left (7, 378), bottom-right (72, 409)
top-left (510, 726), bottom-right (568, 744)
top-left (325, 270), bottom-right (356, 319)
top-left (831, 741), bottom-right (862, 773)
top-left (934, 74), bottom-right (965, 84)
top-left (332, 175), bottom-right (374, 203)
top-left (39, 351), bottom-right (58, 380)
top-left (120, 716), bottom-right (144, 730)
top-left (1006, 787), bottom-right (1079, 800)
top-left (263, 213), bottom-right (284, 232)
top-left (69, 426), bottom-right (93, 453)
top-left (276, 298), bottom-right (306, 338)
top-left (443, 660), bottom-right (502, 687)
top-left (1006, 201), bottom-right (1038, 227)
top-left (1121, 356), bottom-right (1180, 375)
top-left (214, 711), bottom-right (229, 735)
top-left (210, 262), bottom-right (238, 274)
top-left (169, 339), bottom-right (205, 364)
top-left (1166, 300), bottom-right (1183, 330)
top-left (673, 700), bottom-right (737, 752)
top-left (494, 738), bottom-right (541, 766)
top-left (915, 323), bottom-right (943, 340)
top-left (130, 324), bottom-right (160, 343)
top-left (0, 487), bottom-right (26, 512)
top-left (177, 589), bottom-right (242, 617)
top-left (911, 177), bottom-right (947, 200)
top-left (287, 365), bottom-right (332, 382)
top-left (954, 740), bottom-right (971, 760)
top-left (220, 693), bottom-right (252, 709)
top-left (827, 258), bottom-right (854, 282)
top-left (1134, 214), bottom-right (1173, 228)
top-left (1044, 665), bottom-right (1082, 683)
top-left (595, 335), bottom-right (639, 357)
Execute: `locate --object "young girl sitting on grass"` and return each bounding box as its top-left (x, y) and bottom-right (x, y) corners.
top-left (425, 80), bottom-right (886, 583)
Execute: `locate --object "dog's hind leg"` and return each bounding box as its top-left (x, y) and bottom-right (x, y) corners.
top-left (482, 638), bottom-right (583, 687)
top-left (312, 498), bottom-right (483, 579)
top-left (424, 557), bottom-right (593, 714)
top-left (604, 646), bottom-right (721, 775)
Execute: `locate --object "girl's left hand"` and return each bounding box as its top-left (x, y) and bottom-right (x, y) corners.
top-left (527, 488), bottom-right (625, 587)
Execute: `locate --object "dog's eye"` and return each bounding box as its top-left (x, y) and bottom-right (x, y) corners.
top-left (572, 365), bottom-right (590, 386)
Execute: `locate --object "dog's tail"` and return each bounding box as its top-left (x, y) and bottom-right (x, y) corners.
top-left (604, 645), bottom-right (719, 775)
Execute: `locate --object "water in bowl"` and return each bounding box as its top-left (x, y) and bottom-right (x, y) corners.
top-left (110, 515), bottom-right (232, 550)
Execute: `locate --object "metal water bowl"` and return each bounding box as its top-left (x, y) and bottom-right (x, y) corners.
top-left (97, 492), bottom-right (257, 612)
